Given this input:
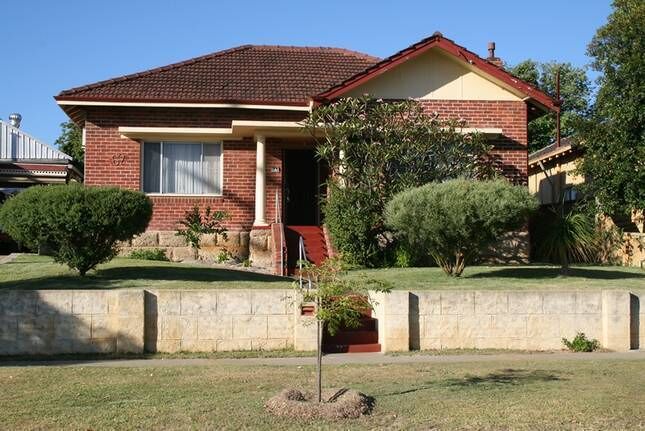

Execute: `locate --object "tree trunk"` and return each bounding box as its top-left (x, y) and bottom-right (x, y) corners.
top-left (316, 318), bottom-right (323, 403)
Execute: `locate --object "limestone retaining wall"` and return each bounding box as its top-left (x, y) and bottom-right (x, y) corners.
top-left (0, 288), bottom-right (641, 356)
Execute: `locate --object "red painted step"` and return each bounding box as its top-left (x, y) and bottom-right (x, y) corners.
top-left (324, 343), bottom-right (382, 353)
top-left (285, 225), bottom-right (329, 272)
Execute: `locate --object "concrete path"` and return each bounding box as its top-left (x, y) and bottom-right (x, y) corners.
top-left (2, 350), bottom-right (644, 368)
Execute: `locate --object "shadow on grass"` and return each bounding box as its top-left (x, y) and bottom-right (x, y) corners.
top-left (0, 262), bottom-right (290, 290)
top-left (382, 368), bottom-right (564, 396)
top-left (467, 267), bottom-right (645, 280)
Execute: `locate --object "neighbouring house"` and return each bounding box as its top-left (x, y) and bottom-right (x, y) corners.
top-left (529, 139), bottom-right (644, 267)
top-left (0, 114), bottom-right (83, 253)
top-left (55, 33), bottom-right (558, 274)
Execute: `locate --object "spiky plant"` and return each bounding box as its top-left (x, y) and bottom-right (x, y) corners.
top-left (537, 209), bottom-right (597, 273)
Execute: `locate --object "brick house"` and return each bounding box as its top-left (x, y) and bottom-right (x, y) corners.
top-left (56, 33), bottom-right (557, 273)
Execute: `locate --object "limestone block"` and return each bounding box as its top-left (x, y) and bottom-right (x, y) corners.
top-left (601, 290), bottom-right (630, 316)
top-left (433, 315), bottom-right (459, 339)
top-left (72, 291), bottom-right (108, 315)
top-left (294, 316), bottom-right (318, 351)
top-left (252, 290), bottom-right (290, 315)
top-left (601, 290), bottom-right (631, 351)
top-left (180, 316), bottom-right (198, 340)
top-left (217, 291), bottom-right (252, 315)
top-left (268, 315), bottom-right (293, 339)
top-left (417, 292), bottom-right (441, 315)
top-left (576, 292), bottom-right (602, 314)
top-left (492, 314), bottom-right (527, 338)
top-left (54, 314), bottom-right (91, 340)
top-left (559, 314), bottom-right (602, 339)
top-left (441, 292), bottom-right (475, 315)
top-left (0, 316), bottom-right (17, 342)
top-left (419, 337), bottom-right (441, 350)
top-left (117, 290), bottom-right (144, 317)
top-left (156, 291), bottom-right (181, 315)
top-left (171, 247), bottom-right (196, 262)
top-left (543, 292), bottom-right (577, 314)
top-left (160, 316), bottom-right (181, 340)
top-left (200, 233), bottom-right (218, 247)
top-left (217, 339), bottom-right (252, 351)
top-left (458, 315), bottom-right (493, 338)
top-left (132, 231), bottom-right (159, 247)
top-left (194, 340), bottom-right (217, 352)
top-left (198, 315), bottom-right (232, 340)
top-left (252, 338), bottom-right (288, 350)
top-left (526, 337), bottom-right (563, 351)
top-left (233, 315), bottom-right (268, 339)
top-left (249, 230), bottom-right (270, 251)
top-left (88, 339), bottom-right (116, 354)
top-left (157, 339), bottom-right (181, 353)
top-left (159, 231), bottom-right (187, 247)
top-left (1, 291), bottom-right (37, 316)
top-left (527, 314), bottom-right (560, 338)
top-left (91, 315), bottom-right (114, 339)
top-left (506, 338), bottom-right (528, 350)
top-left (180, 291), bottom-right (217, 315)
top-left (239, 231), bottom-right (250, 255)
top-left (475, 337), bottom-right (508, 349)
top-left (37, 291), bottom-right (72, 315)
top-left (508, 292), bottom-right (543, 314)
top-left (475, 291), bottom-right (508, 315)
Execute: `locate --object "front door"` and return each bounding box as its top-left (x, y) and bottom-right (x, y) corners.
top-left (284, 149), bottom-right (322, 225)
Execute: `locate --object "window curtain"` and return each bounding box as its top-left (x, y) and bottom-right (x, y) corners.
top-left (145, 142), bottom-right (221, 194)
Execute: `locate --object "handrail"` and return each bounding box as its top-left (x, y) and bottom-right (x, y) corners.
top-left (298, 235), bottom-right (312, 291)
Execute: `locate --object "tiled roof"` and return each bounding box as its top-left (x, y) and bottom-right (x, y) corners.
top-left (56, 45), bottom-right (379, 105)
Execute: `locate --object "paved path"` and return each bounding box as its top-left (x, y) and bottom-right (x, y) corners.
top-left (2, 350), bottom-right (643, 368)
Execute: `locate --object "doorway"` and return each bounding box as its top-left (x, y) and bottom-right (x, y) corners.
top-left (283, 149), bottom-right (326, 225)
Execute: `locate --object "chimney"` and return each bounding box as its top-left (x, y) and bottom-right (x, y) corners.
top-left (486, 42), bottom-right (503, 68)
top-left (8, 113), bottom-right (22, 128)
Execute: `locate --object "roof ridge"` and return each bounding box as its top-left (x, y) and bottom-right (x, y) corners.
top-left (57, 45), bottom-right (255, 97)
top-left (248, 44), bottom-right (379, 61)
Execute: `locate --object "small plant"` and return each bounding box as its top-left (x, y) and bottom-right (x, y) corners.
top-left (128, 248), bottom-right (169, 261)
top-left (176, 206), bottom-right (228, 249)
top-left (296, 258), bottom-right (390, 403)
top-left (242, 258), bottom-right (252, 267)
top-left (217, 249), bottom-right (232, 263)
top-left (562, 332), bottom-right (600, 352)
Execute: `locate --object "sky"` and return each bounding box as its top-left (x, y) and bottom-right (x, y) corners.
top-left (1, 0), bottom-right (612, 145)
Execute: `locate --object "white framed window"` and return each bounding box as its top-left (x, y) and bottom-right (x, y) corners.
top-left (142, 141), bottom-right (223, 195)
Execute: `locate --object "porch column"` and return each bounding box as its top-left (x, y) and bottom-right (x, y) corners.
top-left (253, 133), bottom-right (267, 226)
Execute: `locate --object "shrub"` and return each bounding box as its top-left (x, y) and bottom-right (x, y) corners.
top-left (128, 248), bottom-right (169, 261)
top-left (0, 184), bottom-right (152, 275)
top-left (176, 206), bottom-right (228, 249)
top-left (562, 332), bottom-right (600, 352)
top-left (385, 178), bottom-right (537, 276)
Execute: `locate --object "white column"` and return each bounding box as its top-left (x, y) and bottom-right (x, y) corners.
top-left (254, 133), bottom-right (267, 226)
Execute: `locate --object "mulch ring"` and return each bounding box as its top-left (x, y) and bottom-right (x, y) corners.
top-left (265, 388), bottom-right (374, 420)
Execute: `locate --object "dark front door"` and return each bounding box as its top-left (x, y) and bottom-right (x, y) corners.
top-left (284, 149), bottom-right (320, 225)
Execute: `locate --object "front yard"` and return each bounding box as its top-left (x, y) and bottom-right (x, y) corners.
top-left (0, 254), bottom-right (643, 290)
top-left (1, 359), bottom-right (643, 430)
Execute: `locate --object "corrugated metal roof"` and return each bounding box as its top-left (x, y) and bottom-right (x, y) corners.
top-left (0, 120), bottom-right (71, 161)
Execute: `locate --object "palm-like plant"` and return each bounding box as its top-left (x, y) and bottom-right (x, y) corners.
top-left (537, 207), bottom-right (597, 273)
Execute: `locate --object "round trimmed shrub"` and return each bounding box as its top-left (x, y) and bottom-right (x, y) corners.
top-left (385, 178), bottom-right (537, 276)
top-left (0, 184), bottom-right (152, 275)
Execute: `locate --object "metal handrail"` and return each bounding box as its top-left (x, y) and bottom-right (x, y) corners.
top-left (298, 236), bottom-right (312, 291)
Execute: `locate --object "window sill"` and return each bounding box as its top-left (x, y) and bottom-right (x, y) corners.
top-left (145, 193), bottom-right (224, 198)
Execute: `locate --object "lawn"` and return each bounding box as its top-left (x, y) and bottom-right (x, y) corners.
top-left (0, 254), bottom-right (293, 290)
top-left (1, 254), bottom-right (644, 290)
top-left (1, 359), bottom-right (644, 430)
top-left (352, 265), bottom-right (645, 290)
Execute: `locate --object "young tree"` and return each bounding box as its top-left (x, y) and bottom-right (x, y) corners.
top-left (509, 60), bottom-right (591, 153)
top-left (385, 179), bottom-right (537, 276)
top-left (296, 258), bottom-right (389, 402)
top-left (55, 120), bottom-right (84, 170)
top-left (577, 0), bottom-right (645, 215)
top-left (305, 96), bottom-right (495, 266)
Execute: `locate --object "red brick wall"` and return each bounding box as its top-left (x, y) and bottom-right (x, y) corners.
top-left (84, 107), bottom-right (305, 230)
top-left (82, 101), bottom-right (528, 231)
top-left (420, 100), bottom-right (528, 184)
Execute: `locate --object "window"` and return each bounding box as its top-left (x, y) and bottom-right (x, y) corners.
top-left (142, 142), bottom-right (222, 195)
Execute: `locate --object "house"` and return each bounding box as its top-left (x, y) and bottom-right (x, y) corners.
top-left (529, 139), bottom-right (644, 267)
top-left (55, 33), bottom-right (558, 273)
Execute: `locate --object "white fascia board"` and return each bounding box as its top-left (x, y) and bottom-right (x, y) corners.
top-left (57, 100), bottom-right (310, 111)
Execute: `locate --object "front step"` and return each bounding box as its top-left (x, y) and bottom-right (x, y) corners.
top-left (285, 225), bottom-right (329, 273)
top-left (323, 315), bottom-right (381, 353)
top-left (324, 343), bottom-right (382, 353)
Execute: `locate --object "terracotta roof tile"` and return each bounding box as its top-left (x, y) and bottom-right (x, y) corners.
top-left (56, 45), bottom-right (379, 105)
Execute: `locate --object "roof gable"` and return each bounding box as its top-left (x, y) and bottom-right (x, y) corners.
top-left (315, 34), bottom-right (558, 113)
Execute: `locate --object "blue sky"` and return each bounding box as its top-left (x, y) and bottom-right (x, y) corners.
top-left (1, 0), bottom-right (611, 145)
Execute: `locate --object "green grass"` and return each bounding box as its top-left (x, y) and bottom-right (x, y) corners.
top-left (351, 265), bottom-right (645, 290)
top-left (1, 359), bottom-right (643, 430)
top-left (0, 255), bottom-right (293, 290)
top-left (0, 254), bottom-right (642, 290)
